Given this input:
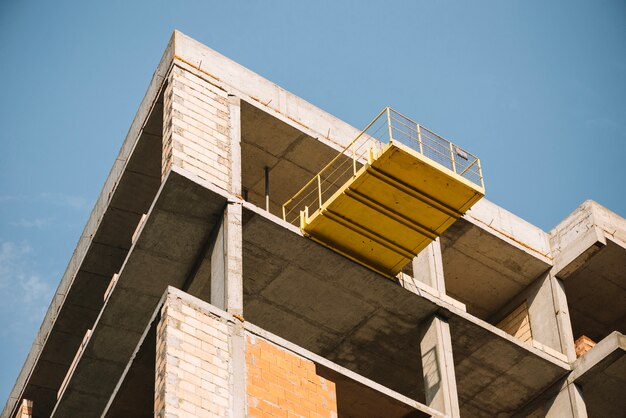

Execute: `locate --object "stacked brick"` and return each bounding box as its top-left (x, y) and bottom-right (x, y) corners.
top-left (246, 334), bottom-right (338, 418)
top-left (574, 335), bottom-right (596, 358)
top-left (155, 293), bottom-right (232, 418)
top-left (496, 301), bottom-right (533, 345)
top-left (162, 65), bottom-right (231, 190)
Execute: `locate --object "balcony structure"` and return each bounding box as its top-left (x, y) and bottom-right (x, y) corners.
top-left (2, 31), bottom-right (624, 418)
top-left (283, 108), bottom-right (484, 277)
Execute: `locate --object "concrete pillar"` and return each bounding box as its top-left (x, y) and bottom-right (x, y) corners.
top-left (208, 201), bottom-right (246, 418)
top-left (527, 273), bottom-right (562, 352)
top-left (228, 95), bottom-right (242, 197)
top-left (412, 238), bottom-right (446, 292)
top-left (210, 202), bottom-right (243, 316)
top-left (550, 275), bottom-right (577, 362)
top-left (545, 381), bottom-right (588, 418)
top-left (419, 314), bottom-right (460, 417)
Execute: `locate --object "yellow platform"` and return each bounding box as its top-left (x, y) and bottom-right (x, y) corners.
top-left (300, 139), bottom-right (484, 277)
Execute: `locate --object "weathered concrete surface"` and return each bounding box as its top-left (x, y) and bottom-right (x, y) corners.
top-left (50, 169), bottom-right (227, 418)
top-left (420, 315), bottom-right (460, 417)
top-left (241, 204), bottom-right (569, 416)
top-left (440, 199), bottom-right (552, 319)
top-left (569, 331), bottom-right (626, 417)
top-left (550, 201), bottom-right (626, 342)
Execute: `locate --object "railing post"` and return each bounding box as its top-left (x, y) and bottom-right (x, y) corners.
top-left (317, 174), bottom-right (322, 208)
top-left (386, 107), bottom-right (393, 143)
top-left (477, 158), bottom-right (484, 189)
top-left (282, 205), bottom-right (286, 221)
top-left (417, 124), bottom-right (424, 154)
top-left (352, 147), bottom-right (357, 175)
top-left (449, 142), bottom-right (457, 173)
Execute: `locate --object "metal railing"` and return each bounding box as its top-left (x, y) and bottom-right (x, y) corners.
top-left (282, 107), bottom-right (484, 225)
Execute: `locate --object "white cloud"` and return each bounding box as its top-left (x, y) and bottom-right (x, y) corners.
top-left (0, 193), bottom-right (91, 211)
top-left (9, 218), bottom-right (52, 229)
top-left (0, 241), bottom-right (53, 340)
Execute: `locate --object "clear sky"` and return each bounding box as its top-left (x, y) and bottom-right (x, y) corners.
top-left (1, 0), bottom-right (625, 405)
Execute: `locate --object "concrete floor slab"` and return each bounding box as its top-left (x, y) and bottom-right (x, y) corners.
top-left (449, 313), bottom-right (568, 417)
top-left (564, 240), bottom-right (626, 342)
top-left (241, 204), bottom-right (569, 414)
top-left (570, 331), bottom-right (626, 417)
top-left (441, 216), bottom-right (551, 320)
top-left (50, 168), bottom-right (228, 417)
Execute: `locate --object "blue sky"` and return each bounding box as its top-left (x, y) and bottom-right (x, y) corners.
top-left (1, 0), bottom-right (625, 404)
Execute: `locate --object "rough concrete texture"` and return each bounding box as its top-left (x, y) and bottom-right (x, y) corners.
top-left (50, 169), bottom-right (228, 418)
top-left (550, 201), bottom-right (626, 343)
top-left (569, 331), bottom-right (626, 417)
top-left (440, 215), bottom-right (551, 320)
top-left (155, 289), bottom-right (233, 418)
top-left (419, 315), bottom-right (460, 417)
top-left (241, 203), bottom-right (569, 417)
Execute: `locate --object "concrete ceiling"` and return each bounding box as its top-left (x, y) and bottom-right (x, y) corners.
top-left (51, 169), bottom-right (227, 417)
top-left (575, 333), bottom-right (626, 417)
top-left (564, 240), bottom-right (626, 342)
top-left (241, 206), bottom-right (569, 416)
top-left (449, 316), bottom-right (567, 417)
top-left (440, 218), bottom-right (551, 320)
top-left (103, 325), bottom-right (155, 418)
top-left (241, 101), bottom-right (343, 219)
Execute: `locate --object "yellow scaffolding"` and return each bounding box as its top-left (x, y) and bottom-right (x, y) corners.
top-left (283, 108), bottom-right (485, 277)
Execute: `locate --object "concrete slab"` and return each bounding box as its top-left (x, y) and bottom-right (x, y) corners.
top-left (550, 201), bottom-right (626, 342)
top-left (449, 314), bottom-right (568, 417)
top-left (241, 204), bottom-right (569, 415)
top-left (569, 331), bottom-right (626, 417)
top-left (50, 169), bottom-right (228, 417)
top-left (440, 208), bottom-right (552, 319)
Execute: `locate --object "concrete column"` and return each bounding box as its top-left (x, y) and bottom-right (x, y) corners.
top-left (550, 275), bottom-right (577, 362)
top-left (209, 202), bottom-right (246, 418)
top-left (545, 381), bottom-right (588, 418)
top-left (228, 95), bottom-right (242, 197)
top-left (412, 238), bottom-right (446, 292)
top-left (419, 314), bottom-right (460, 417)
top-left (211, 202), bottom-right (243, 316)
top-left (527, 273), bottom-right (562, 352)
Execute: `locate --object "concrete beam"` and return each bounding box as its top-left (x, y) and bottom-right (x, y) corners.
top-left (419, 315), bottom-right (460, 417)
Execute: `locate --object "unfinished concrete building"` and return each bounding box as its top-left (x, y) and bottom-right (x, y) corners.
top-left (2, 31), bottom-right (625, 418)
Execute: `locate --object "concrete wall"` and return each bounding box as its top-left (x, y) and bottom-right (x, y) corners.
top-left (163, 65), bottom-right (231, 190)
top-left (246, 334), bottom-right (338, 418)
top-left (155, 290), bottom-right (233, 417)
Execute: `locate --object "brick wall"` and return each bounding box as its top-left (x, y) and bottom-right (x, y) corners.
top-left (163, 65), bottom-right (231, 190)
top-left (155, 292), bottom-right (232, 417)
top-left (496, 301), bottom-right (533, 345)
top-left (246, 334), bottom-right (337, 418)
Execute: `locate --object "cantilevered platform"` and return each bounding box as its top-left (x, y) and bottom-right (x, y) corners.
top-left (284, 108), bottom-right (485, 277)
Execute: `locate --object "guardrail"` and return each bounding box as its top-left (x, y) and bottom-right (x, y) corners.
top-left (282, 107), bottom-right (483, 225)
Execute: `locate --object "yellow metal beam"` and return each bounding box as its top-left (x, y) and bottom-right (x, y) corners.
top-left (343, 188), bottom-right (439, 241)
top-left (321, 210), bottom-right (415, 260)
top-left (367, 166), bottom-right (464, 219)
